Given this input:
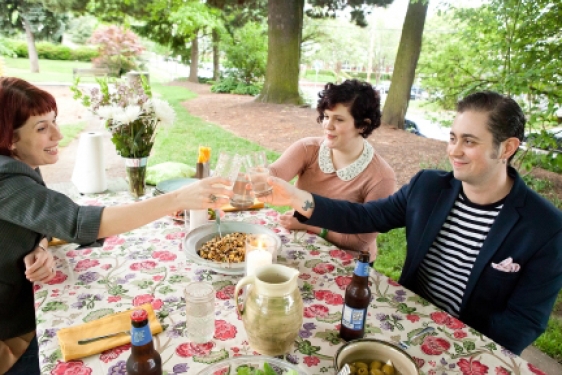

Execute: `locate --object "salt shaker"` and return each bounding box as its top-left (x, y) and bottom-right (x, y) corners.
top-left (184, 281), bottom-right (215, 343)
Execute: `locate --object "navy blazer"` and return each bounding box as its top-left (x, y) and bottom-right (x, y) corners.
top-left (300, 168), bottom-right (562, 354)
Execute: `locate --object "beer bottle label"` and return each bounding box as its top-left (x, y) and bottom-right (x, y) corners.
top-left (131, 325), bottom-right (152, 346)
top-left (354, 261), bottom-right (370, 277)
top-left (341, 304), bottom-right (366, 330)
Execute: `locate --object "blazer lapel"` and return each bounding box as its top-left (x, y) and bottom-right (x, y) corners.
top-left (402, 178), bottom-right (461, 282)
top-left (460, 170), bottom-right (525, 311)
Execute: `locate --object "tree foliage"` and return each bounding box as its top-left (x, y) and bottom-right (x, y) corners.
top-left (419, 0), bottom-right (562, 121)
top-left (0, 0), bottom-right (69, 42)
top-left (222, 21), bottom-right (267, 84)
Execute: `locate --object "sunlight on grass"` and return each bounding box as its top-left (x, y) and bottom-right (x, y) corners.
top-left (374, 228), bottom-right (407, 281)
top-left (150, 84), bottom-right (280, 167)
top-left (59, 122), bottom-right (87, 148)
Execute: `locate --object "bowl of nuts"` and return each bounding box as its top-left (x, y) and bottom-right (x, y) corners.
top-left (183, 221), bottom-right (282, 275)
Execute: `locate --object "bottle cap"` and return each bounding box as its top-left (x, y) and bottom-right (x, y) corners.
top-left (131, 308), bottom-right (148, 322)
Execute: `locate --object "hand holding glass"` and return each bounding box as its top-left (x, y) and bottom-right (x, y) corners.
top-left (213, 152), bottom-right (243, 197)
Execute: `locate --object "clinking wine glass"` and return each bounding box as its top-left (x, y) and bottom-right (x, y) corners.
top-left (244, 151), bottom-right (272, 197)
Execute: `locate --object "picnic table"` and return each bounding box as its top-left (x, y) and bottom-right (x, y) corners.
top-left (35, 190), bottom-right (545, 375)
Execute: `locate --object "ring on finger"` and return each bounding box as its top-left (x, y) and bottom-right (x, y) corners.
top-left (209, 194), bottom-right (218, 203)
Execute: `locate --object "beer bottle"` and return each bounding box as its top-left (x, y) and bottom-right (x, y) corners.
top-left (126, 309), bottom-right (162, 375)
top-left (340, 251), bottom-right (371, 341)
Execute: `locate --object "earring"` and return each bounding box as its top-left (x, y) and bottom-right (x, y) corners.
top-left (501, 159), bottom-right (507, 165)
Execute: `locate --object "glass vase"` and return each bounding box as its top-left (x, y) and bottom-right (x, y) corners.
top-left (124, 157), bottom-right (148, 198)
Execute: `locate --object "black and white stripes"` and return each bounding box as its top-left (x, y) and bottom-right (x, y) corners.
top-left (417, 191), bottom-right (504, 316)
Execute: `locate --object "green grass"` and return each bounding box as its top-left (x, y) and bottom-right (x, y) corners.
top-left (59, 122), bottom-right (87, 147)
top-left (149, 84), bottom-right (280, 167)
top-left (374, 228), bottom-right (407, 281)
top-left (534, 315), bottom-right (562, 363)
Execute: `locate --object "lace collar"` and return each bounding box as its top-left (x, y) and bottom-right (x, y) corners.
top-left (318, 139), bottom-right (374, 181)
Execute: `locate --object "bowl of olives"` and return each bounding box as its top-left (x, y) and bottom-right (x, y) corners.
top-left (334, 338), bottom-right (419, 375)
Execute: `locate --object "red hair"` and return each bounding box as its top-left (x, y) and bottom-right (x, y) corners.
top-left (0, 77), bottom-right (58, 156)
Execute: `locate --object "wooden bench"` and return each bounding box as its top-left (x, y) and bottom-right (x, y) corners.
top-left (72, 68), bottom-right (113, 80)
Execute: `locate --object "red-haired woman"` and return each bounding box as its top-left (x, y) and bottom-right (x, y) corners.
top-left (0, 77), bottom-right (233, 374)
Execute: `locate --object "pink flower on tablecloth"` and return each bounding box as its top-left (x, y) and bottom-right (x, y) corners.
top-left (430, 311), bottom-right (466, 330)
top-left (454, 330), bottom-right (468, 339)
top-left (304, 304), bottom-right (329, 318)
top-left (175, 342), bottom-right (215, 357)
top-left (132, 294), bottom-right (163, 310)
top-left (335, 275), bottom-right (352, 290)
top-left (105, 236), bottom-right (125, 246)
top-left (99, 344), bottom-right (131, 363)
top-left (130, 260), bottom-right (157, 271)
top-left (214, 319), bottom-right (237, 340)
top-left (310, 250), bottom-right (320, 256)
top-left (108, 296), bottom-right (121, 303)
top-left (494, 367), bottom-right (510, 375)
top-left (406, 314), bottom-right (420, 323)
top-left (101, 264), bottom-right (111, 270)
top-left (299, 273), bottom-right (311, 280)
top-left (216, 285), bottom-right (235, 300)
top-left (273, 228), bottom-right (282, 233)
top-left (266, 211), bottom-right (278, 217)
top-left (457, 358), bottom-right (489, 375)
top-left (387, 278), bottom-right (401, 286)
top-left (165, 232), bottom-right (185, 240)
top-left (303, 356), bottom-right (320, 367)
top-left (312, 263), bottom-right (335, 275)
top-left (421, 336), bottom-right (451, 355)
top-left (153, 275), bottom-right (164, 281)
top-left (74, 259), bottom-right (99, 272)
top-left (527, 363), bottom-right (546, 375)
top-left (83, 199), bottom-right (103, 206)
top-left (152, 250), bottom-right (177, 261)
top-left (46, 271), bottom-right (68, 285)
top-left (66, 249), bottom-right (92, 258)
top-left (413, 357), bottom-right (425, 369)
top-left (214, 369), bottom-right (230, 375)
top-left (329, 249), bottom-right (355, 264)
top-left (33, 284), bottom-right (42, 292)
top-left (51, 360), bottom-right (92, 375)
top-left (314, 290), bottom-right (344, 305)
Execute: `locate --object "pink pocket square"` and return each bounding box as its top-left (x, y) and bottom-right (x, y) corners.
top-left (491, 257), bottom-right (520, 272)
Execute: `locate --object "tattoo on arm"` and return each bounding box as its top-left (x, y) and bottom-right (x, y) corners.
top-left (302, 200), bottom-right (315, 211)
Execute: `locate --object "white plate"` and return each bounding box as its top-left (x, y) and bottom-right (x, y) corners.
top-left (183, 222), bottom-right (281, 276)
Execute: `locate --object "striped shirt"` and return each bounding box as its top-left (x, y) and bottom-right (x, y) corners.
top-left (417, 191), bottom-right (504, 317)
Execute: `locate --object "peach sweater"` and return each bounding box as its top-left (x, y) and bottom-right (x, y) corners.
top-left (269, 137), bottom-right (396, 260)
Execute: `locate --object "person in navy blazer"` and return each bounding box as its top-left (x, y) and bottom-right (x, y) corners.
top-left (261, 91), bottom-right (562, 355)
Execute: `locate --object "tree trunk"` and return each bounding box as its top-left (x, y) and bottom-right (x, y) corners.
top-left (189, 30), bottom-right (199, 83)
top-left (212, 29), bottom-right (220, 81)
top-left (23, 16), bottom-right (39, 73)
top-left (381, 0), bottom-right (429, 129)
top-left (256, 0), bottom-right (304, 105)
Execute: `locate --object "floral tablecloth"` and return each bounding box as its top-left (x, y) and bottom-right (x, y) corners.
top-left (35, 191), bottom-right (544, 375)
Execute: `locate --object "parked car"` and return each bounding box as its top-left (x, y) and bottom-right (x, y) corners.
top-left (404, 116), bottom-right (450, 142)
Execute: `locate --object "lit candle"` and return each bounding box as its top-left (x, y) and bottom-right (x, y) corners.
top-left (245, 234), bottom-right (275, 276)
top-left (245, 249), bottom-right (273, 276)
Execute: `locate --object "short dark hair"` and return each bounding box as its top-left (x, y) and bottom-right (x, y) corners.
top-left (0, 77), bottom-right (58, 156)
top-left (316, 79), bottom-right (381, 138)
top-left (457, 91), bottom-right (525, 162)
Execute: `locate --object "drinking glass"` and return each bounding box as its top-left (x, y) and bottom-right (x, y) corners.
top-left (185, 281), bottom-right (215, 343)
top-left (244, 151), bottom-right (271, 197)
top-left (213, 152), bottom-right (243, 196)
top-left (230, 171), bottom-right (254, 209)
top-left (245, 151), bottom-right (268, 169)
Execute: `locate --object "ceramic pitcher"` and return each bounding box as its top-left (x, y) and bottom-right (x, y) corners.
top-left (234, 264), bottom-right (303, 356)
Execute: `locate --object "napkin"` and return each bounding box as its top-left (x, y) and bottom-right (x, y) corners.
top-left (221, 200), bottom-right (265, 212)
top-left (56, 303), bottom-right (162, 361)
top-left (491, 257), bottom-right (521, 272)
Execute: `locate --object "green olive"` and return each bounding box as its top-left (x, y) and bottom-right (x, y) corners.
top-left (381, 364), bottom-right (395, 375)
top-left (355, 362), bottom-right (368, 370)
top-left (349, 365), bottom-right (357, 375)
top-left (370, 369), bottom-right (384, 375)
top-left (370, 361), bottom-right (383, 370)
top-left (357, 368), bottom-right (368, 375)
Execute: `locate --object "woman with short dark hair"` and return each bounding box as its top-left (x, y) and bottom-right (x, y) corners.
top-left (0, 77), bottom-right (232, 374)
top-left (269, 79), bottom-right (396, 261)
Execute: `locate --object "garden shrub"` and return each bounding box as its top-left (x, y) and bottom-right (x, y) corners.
top-left (89, 26), bottom-right (144, 75)
top-left (3, 39), bottom-right (98, 61)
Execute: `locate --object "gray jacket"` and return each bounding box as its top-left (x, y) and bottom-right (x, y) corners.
top-left (0, 156), bottom-right (104, 340)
